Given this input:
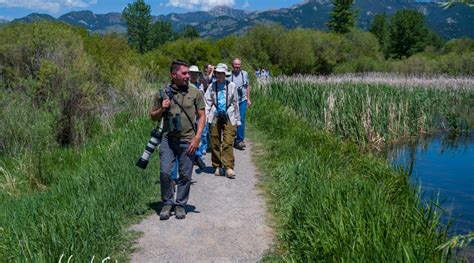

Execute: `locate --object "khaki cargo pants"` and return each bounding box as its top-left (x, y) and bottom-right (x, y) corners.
top-left (209, 120), bottom-right (236, 169)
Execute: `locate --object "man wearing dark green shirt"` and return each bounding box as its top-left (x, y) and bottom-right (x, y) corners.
top-left (150, 60), bottom-right (206, 220)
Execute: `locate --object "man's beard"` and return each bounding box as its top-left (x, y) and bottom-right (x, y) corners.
top-left (172, 79), bottom-right (189, 88)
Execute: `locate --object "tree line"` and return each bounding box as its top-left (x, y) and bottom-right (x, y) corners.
top-left (122, 0), bottom-right (199, 53)
top-left (123, 0), bottom-right (467, 62)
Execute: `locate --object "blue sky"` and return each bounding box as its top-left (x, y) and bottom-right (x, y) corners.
top-left (0, 0), bottom-right (303, 20)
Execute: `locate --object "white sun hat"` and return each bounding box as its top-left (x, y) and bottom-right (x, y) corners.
top-left (189, 65), bottom-right (200, 73)
top-left (214, 63), bottom-right (229, 74)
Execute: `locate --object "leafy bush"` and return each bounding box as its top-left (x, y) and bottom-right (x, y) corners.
top-left (334, 56), bottom-right (387, 73)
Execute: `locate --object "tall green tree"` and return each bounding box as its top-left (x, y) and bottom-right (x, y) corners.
top-left (387, 9), bottom-right (430, 59)
top-left (370, 13), bottom-right (388, 55)
top-left (150, 21), bottom-right (176, 48)
top-left (122, 0), bottom-right (152, 53)
top-left (181, 25), bottom-right (200, 39)
top-left (326, 0), bottom-right (356, 34)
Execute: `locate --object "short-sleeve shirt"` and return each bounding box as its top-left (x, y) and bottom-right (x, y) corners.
top-left (153, 84), bottom-right (205, 141)
top-left (227, 70), bottom-right (249, 102)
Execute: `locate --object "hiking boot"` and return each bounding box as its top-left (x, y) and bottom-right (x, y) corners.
top-left (214, 168), bottom-right (221, 176)
top-left (225, 168), bottom-right (236, 179)
top-left (234, 141), bottom-right (245, 150)
top-left (159, 205), bottom-right (172, 220)
top-left (175, 206), bottom-right (186, 219)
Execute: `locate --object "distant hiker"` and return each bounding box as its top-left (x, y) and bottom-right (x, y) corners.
top-left (265, 68), bottom-right (270, 79)
top-left (150, 60), bottom-right (206, 220)
top-left (227, 58), bottom-right (251, 151)
top-left (189, 65), bottom-right (205, 94)
top-left (205, 63), bottom-right (241, 178)
top-left (255, 67), bottom-right (261, 78)
top-left (203, 64), bottom-right (215, 88)
top-left (189, 65), bottom-right (209, 159)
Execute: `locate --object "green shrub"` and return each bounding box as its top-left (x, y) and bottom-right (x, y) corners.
top-left (334, 56), bottom-right (386, 73)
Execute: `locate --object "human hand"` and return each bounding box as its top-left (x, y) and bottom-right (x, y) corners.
top-left (247, 100), bottom-right (252, 108)
top-left (187, 136), bottom-right (200, 155)
top-left (162, 99), bottom-right (171, 109)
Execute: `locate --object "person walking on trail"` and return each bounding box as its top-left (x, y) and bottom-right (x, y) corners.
top-left (203, 64), bottom-right (215, 89)
top-left (227, 58), bottom-right (251, 151)
top-left (189, 65), bottom-right (209, 159)
top-left (150, 60), bottom-right (206, 220)
top-left (205, 63), bottom-right (241, 179)
top-left (189, 65), bottom-right (205, 93)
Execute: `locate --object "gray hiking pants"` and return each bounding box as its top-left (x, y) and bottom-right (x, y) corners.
top-left (159, 136), bottom-right (194, 207)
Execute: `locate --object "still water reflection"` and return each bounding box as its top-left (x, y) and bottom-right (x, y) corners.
top-left (387, 132), bottom-right (474, 234)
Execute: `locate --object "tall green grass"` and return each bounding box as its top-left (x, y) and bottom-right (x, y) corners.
top-left (259, 77), bottom-right (473, 149)
top-left (0, 113), bottom-right (161, 261)
top-left (249, 90), bottom-right (449, 261)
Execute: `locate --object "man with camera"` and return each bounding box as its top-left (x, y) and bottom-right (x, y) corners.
top-left (150, 60), bottom-right (206, 220)
top-left (227, 58), bottom-right (251, 151)
top-left (205, 63), bottom-right (241, 178)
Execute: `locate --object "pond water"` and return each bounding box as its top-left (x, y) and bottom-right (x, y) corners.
top-left (387, 132), bottom-right (474, 235)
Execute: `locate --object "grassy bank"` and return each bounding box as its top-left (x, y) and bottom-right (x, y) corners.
top-left (259, 76), bottom-right (474, 149)
top-left (0, 113), bottom-right (161, 261)
top-left (248, 89), bottom-right (450, 261)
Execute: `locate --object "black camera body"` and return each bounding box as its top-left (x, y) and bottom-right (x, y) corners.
top-left (216, 111), bottom-right (228, 126)
top-left (237, 84), bottom-right (247, 98)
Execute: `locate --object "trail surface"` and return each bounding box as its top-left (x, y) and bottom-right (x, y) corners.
top-left (130, 141), bottom-right (272, 262)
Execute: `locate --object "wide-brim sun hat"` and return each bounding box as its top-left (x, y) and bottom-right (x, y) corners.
top-left (189, 65), bottom-right (200, 73)
top-left (214, 63), bottom-right (230, 75)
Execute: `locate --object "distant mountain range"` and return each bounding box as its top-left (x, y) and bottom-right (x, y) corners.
top-left (7, 0), bottom-right (474, 39)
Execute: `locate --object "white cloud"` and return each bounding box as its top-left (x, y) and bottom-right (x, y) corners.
top-left (166, 0), bottom-right (235, 11)
top-left (0, 15), bottom-right (13, 21)
top-left (0, 0), bottom-right (98, 13)
top-left (242, 0), bottom-right (250, 8)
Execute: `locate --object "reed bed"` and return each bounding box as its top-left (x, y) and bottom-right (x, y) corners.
top-left (258, 75), bottom-right (473, 149)
top-left (249, 94), bottom-right (449, 261)
top-left (249, 76), bottom-right (474, 261)
top-left (271, 73), bottom-right (474, 90)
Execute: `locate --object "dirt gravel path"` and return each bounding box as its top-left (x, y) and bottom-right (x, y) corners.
top-left (130, 141), bottom-right (272, 262)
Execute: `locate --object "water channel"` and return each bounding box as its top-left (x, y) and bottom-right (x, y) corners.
top-left (387, 131), bottom-right (474, 235)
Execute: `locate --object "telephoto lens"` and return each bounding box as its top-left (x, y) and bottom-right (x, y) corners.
top-left (136, 128), bottom-right (162, 169)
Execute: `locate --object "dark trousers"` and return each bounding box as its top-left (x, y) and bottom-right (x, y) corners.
top-left (159, 136), bottom-right (194, 207)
